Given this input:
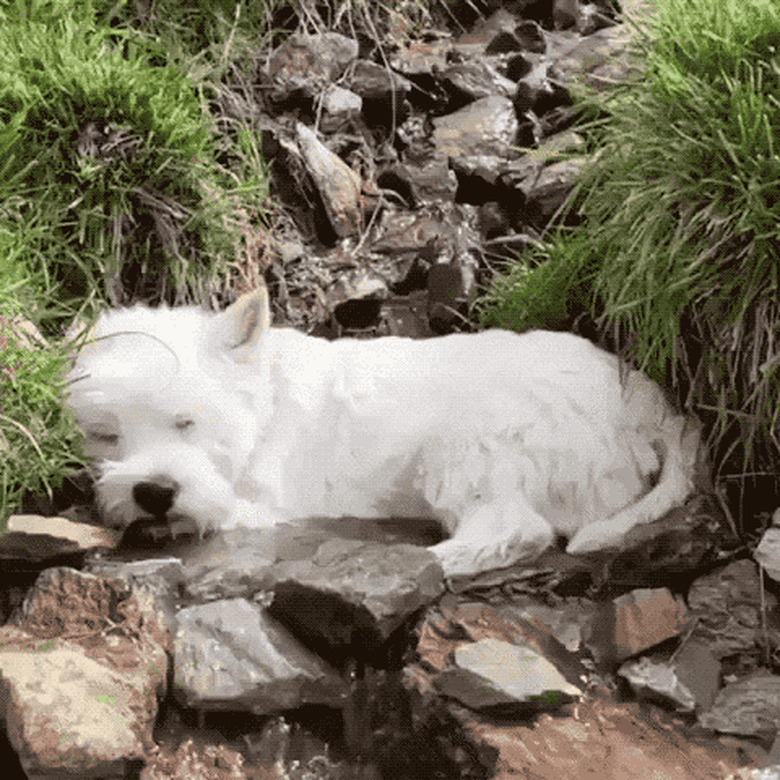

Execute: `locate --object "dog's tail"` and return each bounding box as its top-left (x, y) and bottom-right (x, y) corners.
top-left (566, 411), bottom-right (702, 554)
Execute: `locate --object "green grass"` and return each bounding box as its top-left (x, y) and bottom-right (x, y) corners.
top-left (0, 296), bottom-right (87, 527)
top-left (0, 0), bottom-right (269, 331)
top-left (480, 0), bottom-right (780, 500)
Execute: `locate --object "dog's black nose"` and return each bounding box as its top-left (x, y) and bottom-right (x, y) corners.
top-left (133, 480), bottom-right (178, 516)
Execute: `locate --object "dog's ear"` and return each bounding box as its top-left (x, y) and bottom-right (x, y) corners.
top-left (215, 285), bottom-right (271, 359)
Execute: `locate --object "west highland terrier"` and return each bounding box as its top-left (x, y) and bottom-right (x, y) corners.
top-left (66, 286), bottom-right (701, 577)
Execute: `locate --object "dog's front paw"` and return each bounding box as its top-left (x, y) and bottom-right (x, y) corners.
top-left (429, 539), bottom-right (486, 578)
top-left (430, 535), bottom-right (545, 578)
top-left (566, 522), bottom-right (623, 555)
top-left (228, 499), bottom-right (287, 529)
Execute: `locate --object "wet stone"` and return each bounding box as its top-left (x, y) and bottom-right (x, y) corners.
top-left (548, 23), bottom-right (643, 93)
top-left (181, 527), bottom-right (278, 602)
top-left (514, 58), bottom-right (557, 113)
top-left (268, 539), bottom-right (443, 657)
top-left (174, 598), bottom-right (347, 714)
top-left (522, 156), bottom-right (588, 226)
top-left (373, 210), bottom-right (453, 255)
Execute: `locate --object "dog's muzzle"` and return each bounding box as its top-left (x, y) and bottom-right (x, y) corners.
top-left (132, 479), bottom-right (179, 517)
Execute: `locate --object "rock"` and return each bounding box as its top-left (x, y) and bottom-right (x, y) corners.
top-left (379, 157), bottom-right (458, 206)
top-left (141, 739), bottom-right (250, 780)
top-left (553, 0), bottom-right (608, 33)
top-left (0, 567), bottom-right (166, 778)
top-left (591, 587), bottom-right (689, 663)
top-left (0, 515), bottom-right (116, 585)
top-left (500, 596), bottom-right (597, 653)
top-left (436, 637), bottom-right (580, 711)
top-left (700, 674), bottom-right (780, 736)
top-left (432, 96), bottom-right (520, 161)
top-left (515, 21), bottom-right (547, 53)
top-left (410, 600), bottom-right (587, 702)
top-left (522, 156), bottom-right (588, 227)
top-left (427, 263), bottom-right (468, 328)
top-left (461, 698), bottom-right (745, 780)
top-left (347, 60), bottom-right (413, 100)
top-left (600, 495), bottom-right (738, 592)
top-left (16, 567), bottom-right (139, 639)
top-left (674, 640), bottom-right (722, 712)
top-left (267, 32), bottom-right (358, 97)
top-left (318, 85), bottom-right (362, 132)
top-left (182, 527), bottom-right (279, 602)
top-left (6, 514), bottom-right (117, 551)
top-left (553, 0), bottom-right (581, 29)
top-left (619, 641), bottom-right (720, 713)
top-left (295, 121), bottom-right (363, 238)
top-left (378, 294), bottom-right (436, 339)
top-left (485, 29), bottom-right (526, 55)
top-left (87, 557), bottom-right (186, 651)
top-left (390, 38), bottom-right (451, 76)
top-left (0, 645), bottom-right (152, 778)
top-left (458, 8), bottom-right (520, 46)
top-left (373, 209), bottom-right (453, 256)
top-left (442, 61), bottom-right (517, 100)
top-left (548, 23), bottom-right (645, 94)
top-left (268, 539), bottom-right (444, 658)
top-left (688, 560), bottom-right (780, 660)
top-left (174, 598), bottom-right (347, 714)
top-left (515, 58), bottom-right (557, 113)
top-left (620, 655), bottom-right (698, 711)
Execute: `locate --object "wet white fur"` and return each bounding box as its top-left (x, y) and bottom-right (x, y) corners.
top-left (66, 288), bottom-right (700, 577)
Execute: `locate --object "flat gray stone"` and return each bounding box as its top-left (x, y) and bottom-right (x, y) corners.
top-left (269, 538), bottom-right (444, 654)
top-left (436, 637), bottom-right (580, 711)
top-left (174, 599), bottom-right (347, 714)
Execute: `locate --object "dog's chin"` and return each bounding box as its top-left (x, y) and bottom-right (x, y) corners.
top-left (120, 515), bottom-right (202, 547)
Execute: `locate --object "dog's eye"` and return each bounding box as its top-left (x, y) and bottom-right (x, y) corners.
top-left (175, 417), bottom-right (195, 431)
top-left (90, 431), bottom-right (119, 445)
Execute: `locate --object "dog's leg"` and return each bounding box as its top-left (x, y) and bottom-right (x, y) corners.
top-left (429, 494), bottom-right (554, 577)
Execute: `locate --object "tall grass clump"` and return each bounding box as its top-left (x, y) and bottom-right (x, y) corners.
top-left (481, 0), bottom-right (780, 503)
top-left (0, 296), bottom-right (87, 528)
top-left (0, 0), bottom-right (250, 328)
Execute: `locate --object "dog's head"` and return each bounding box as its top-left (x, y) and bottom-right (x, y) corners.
top-left (65, 289), bottom-right (272, 532)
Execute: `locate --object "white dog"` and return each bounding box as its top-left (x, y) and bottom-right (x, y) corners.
top-left (66, 286), bottom-right (700, 577)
